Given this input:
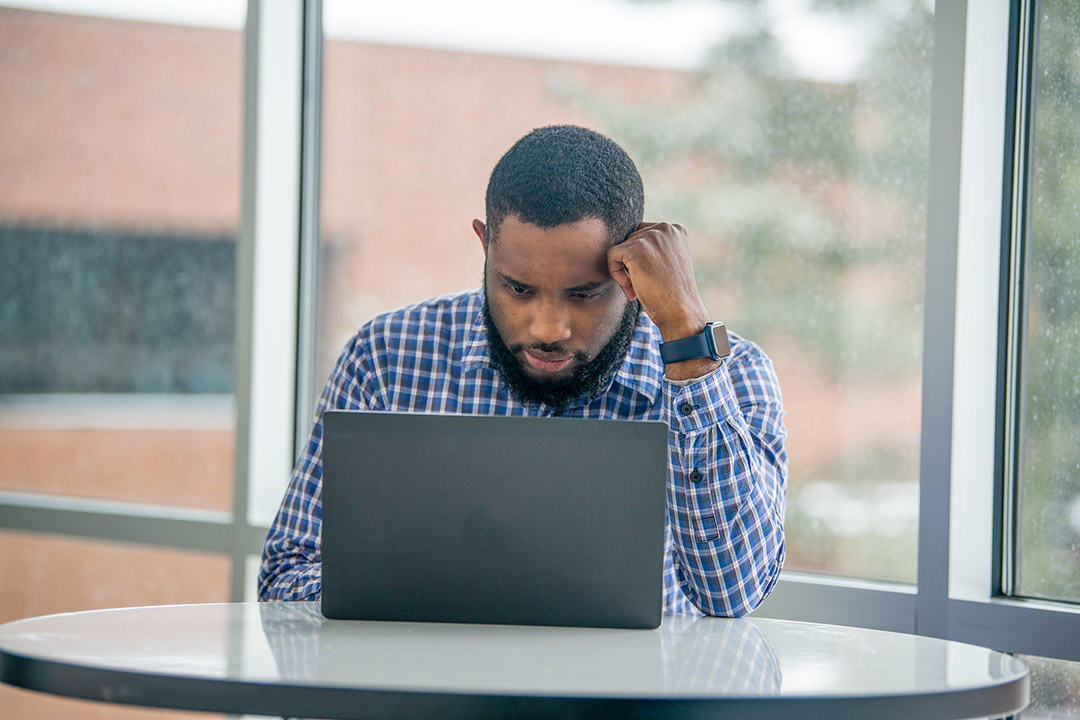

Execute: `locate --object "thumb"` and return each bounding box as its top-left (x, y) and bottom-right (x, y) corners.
top-left (611, 265), bottom-right (637, 302)
top-left (608, 243), bottom-right (638, 301)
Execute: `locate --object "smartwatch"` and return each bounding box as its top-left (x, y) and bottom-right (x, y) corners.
top-left (658, 322), bottom-right (731, 364)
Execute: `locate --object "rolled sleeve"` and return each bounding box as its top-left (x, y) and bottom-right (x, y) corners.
top-left (664, 343), bottom-right (788, 617)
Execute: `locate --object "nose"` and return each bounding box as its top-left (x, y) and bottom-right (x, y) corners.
top-left (528, 298), bottom-right (573, 345)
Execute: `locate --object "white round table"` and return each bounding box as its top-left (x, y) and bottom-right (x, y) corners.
top-left (0, 602), bottom-right (1029, 719)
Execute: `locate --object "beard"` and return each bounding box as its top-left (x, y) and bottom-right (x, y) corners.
top-left (482, 290), bottom-right (641, 415)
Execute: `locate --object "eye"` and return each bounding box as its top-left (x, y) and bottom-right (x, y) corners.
top-left (504, 282), bottom-right (531, 297)
top-left (569, 288), bottom-right (604, 301)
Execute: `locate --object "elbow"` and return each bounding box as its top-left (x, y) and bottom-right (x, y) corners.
top-left (257, 557), bottom-right (323, 602)
top-left (746, 537), bottom-right (785, 613)
top-left (695, 533), bottom-right (786, 618)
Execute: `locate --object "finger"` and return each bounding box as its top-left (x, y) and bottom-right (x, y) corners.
top-left (607, 244), bottom-right (638, 300)
top-left (611, 266), bottom-right (637, 302)
top-left (624, 221), bottom-right (659, 242)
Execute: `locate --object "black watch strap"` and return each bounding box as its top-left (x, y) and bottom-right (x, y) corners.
top-left (659, 322), bottom-right (731, 364)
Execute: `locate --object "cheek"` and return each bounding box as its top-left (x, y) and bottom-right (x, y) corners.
top-left (579, 297), bottom-right (629, 351)
top-left (485, 289), bottom-right (525, 340)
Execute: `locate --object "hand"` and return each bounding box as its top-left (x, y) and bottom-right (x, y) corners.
top-left (607, 222), bottom-right (711, 342)
top-left (608, 222), bottom-right (719, 381)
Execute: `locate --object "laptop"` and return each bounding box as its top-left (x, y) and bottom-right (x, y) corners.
top-left (320, 410), bottom-right (669, 629)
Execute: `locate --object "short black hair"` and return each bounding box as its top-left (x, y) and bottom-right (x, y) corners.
top-left (484, 125), bottom-right (644, 245)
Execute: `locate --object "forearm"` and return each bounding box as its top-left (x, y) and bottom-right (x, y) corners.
top-left (665, 351), bottom-right (788, 616)
top-left (258, 430), bottom-right (328, 602)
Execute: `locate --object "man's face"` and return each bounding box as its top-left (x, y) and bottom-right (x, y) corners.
top-left (476, 214), bottom-right (639, 413)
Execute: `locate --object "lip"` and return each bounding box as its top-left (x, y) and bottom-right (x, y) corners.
top-left (522, 350), bottom-right (575, 374)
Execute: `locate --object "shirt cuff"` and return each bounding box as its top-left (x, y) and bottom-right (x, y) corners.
top-left (664, 362), bottom-right (739, 433)
top-left (665, 361), bottom-right (726, 387)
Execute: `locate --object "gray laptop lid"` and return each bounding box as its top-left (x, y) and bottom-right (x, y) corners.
top-left (321, 411), bottom-right (668, 629)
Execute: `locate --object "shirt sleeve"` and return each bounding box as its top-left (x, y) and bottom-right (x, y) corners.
top-left (257, 335), bottom-right (383, 601)
top-left (663, 341), bottom-right (788, 617)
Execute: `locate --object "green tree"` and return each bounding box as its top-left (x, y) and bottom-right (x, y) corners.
top-left (559, 0), bottom-right (933, 579)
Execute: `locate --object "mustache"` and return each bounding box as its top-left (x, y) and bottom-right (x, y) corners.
top-left (508, 342), bottom-right (589, 360)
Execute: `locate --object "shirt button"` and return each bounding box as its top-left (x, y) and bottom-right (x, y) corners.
top-left (689, 469), bottom-right (703, 483)
top-left (679, 401), bottom-right (694, 415)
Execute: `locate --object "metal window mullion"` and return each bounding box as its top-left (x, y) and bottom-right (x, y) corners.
top-left (234, 0), bottom-right (306, 601)
top-left (914, 0), bottom-right (969, 640)
top-left (0, 495), bottom-right (266, 557)
top-left (294, 0), bottom-right (323, 458)
top-left (948, 598), bottom-right (1080, 662)
top-left (998, 0), bottom-right (1038, 601)
top-left (755, 573), bottom-right (917, 633)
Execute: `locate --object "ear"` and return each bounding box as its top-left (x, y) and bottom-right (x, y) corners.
top-left (472, 219), bottom-right (488, 255)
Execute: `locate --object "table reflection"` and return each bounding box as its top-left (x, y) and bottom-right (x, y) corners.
top-left (258, 602), bottom-right (780, 697)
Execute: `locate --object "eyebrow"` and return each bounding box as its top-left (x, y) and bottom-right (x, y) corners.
top-left (496, 272), bottom-right (609, 293)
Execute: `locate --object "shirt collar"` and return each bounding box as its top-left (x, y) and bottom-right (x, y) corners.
top-left (611, 313), bottom-right (666, 406)
top-left (461, 291), bottom-right (665, 409)
top-left (461, 293), bottom-right (494, 372)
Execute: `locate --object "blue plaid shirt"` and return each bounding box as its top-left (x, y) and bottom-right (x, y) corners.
top-left (260, 289), bottom-right (787, 617)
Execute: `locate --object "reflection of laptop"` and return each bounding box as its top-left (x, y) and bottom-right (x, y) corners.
top-left (321, 410), bottom-right (668, 629)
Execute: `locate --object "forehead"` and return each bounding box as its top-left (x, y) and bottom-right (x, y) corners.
top-left (489, 215), bottom-right (612, 286)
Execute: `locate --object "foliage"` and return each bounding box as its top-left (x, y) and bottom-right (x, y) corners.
top-left (562, 0), bottom-right (932, 385)
top-left (557, 0), bottom-right (933, 580)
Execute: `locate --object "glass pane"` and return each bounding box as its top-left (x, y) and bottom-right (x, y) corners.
top-left (0, 528), bottom-right (230, 623)
top-left (1016, 0), bottom-right (1080, 604)
top-left (0, 397), bottom-right (234, 509)
top-left (0, 529), bottom-right (230, 720)
top-left (1018, 654), bottom-right (1080, 720)
top-left (318, 0), bottom-right (932, 582)
top-left (0, 5), bottom-right (243, 510)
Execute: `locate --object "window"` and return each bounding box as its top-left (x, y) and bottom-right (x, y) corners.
top-left (0, 5), bottom-right (245, 717)
top-left (316, 0), bottom-right (933, 584)
top-left (0, 5), bottom-right (242, 510)
top-left (1020, 653), bottom-right (1080, 719)
top-left (1, 3), bottom-right (1078, 719)
top-left (935, 0), bottom-right (1080, 669)
top-left (1011, 0), bottom-right (1080, 605)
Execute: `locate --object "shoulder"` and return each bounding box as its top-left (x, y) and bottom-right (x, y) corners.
top-left (316, 291), bottom-right (481, 411)
top-left (358, 289), bottom-right (481, 345)
top-left (340, 289), bottom-right (482, 379)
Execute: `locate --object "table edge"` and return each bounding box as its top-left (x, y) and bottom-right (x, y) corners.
top-left (0, 645), bottom-right (1031, 720)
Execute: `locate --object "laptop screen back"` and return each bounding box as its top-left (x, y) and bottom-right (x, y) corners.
top-left (320, 410), bottom-right (668, 629)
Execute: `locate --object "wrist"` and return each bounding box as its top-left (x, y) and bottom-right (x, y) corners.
top-left (659, 319), bottom-right (708, 344)
top-left (656, 308), bottom-right (710, 343)
top-left (664, 357), bottom-right (723, 382)
top-left (659, 321), bottom-right (731, 367)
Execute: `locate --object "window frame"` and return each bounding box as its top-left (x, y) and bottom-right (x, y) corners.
top-left (918, 0), bottom-right (1080, 661)
top-left (756, 0), bottom-right (1080, 663)
top-left (0, 0), bottom-right (316, 603)
top-left (1, 0), bottom-right (1078, 665)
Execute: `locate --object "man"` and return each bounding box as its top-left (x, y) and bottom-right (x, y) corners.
top-left (260, 125), bottom-right (787, 617)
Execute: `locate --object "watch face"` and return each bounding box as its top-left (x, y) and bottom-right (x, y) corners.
top-left (709, 322), bottom-right (732, 359)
